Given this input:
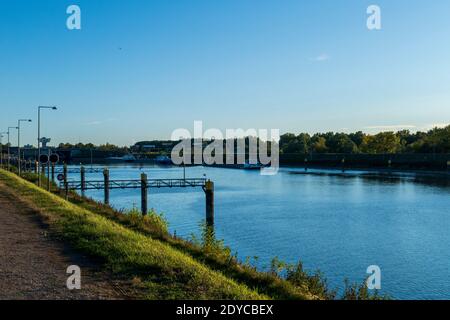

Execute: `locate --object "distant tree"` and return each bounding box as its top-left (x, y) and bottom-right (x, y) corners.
top-left (410, 126), bottom-right (450, 153)
top-left (361, 132), bottom-right (402, 154)
top-left (348, 131), bottom-right (365, 148)
top-left (296, 133), bottom-right (311, 154)
top-left (311, 135), bottom-right (328, 153)
top-left (57, 142), bottom-right (128, 153)
top-left (333, 133), bottom-right (358, 153)
top-left (279, 133), bottom-right (310, 154)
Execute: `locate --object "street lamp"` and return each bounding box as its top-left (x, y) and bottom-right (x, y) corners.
top-left (18, 119), bottom-right (32, 176)
top-left (7, 126), bottom-right (18, 171)
top-left (0, 132), bottom-right (8, 168)
top-left (38, 106), bottom-right (57, 184)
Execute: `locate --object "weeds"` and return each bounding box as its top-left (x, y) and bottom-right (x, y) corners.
top-left (8, 168), bottom-right (388, 300)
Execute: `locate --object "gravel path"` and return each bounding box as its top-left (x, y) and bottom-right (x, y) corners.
top-left (0, 182), bottom-right (137, 300)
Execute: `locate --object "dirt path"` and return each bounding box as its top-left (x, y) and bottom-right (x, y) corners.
top-left (0, 182), bottom-right (138, 300)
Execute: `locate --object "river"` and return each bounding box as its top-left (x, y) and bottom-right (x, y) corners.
top-left (72, 164), bottom-right (450, 299)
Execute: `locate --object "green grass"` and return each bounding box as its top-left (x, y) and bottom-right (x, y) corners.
top-left (1, 168), bottom-right (385, 300)
top-left (0, 169), bottom-right (267, 299)
top-left (63, 183), bottom-right (323, 300)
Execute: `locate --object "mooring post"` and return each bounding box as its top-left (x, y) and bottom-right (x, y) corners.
top-left (47, 164), bottom-right (51, 191)
top-left (51, 163), bottom-right (55, 182)
top-left (64, 182), bottom-right (69, 200)
top-left (341, 158), bottom-right (346, 173)
top-left (388, 159), bottom-right (392, 174)
top-left (304, 157), bottom-right (308, 172)
top-left (141, 173), bottom-right (148, 216)
top-left (63, 163), bottom-right (68, 200)
top-left (103, 168), bottom-right (110, 205)
top-left (80, 166), bottom-right (86, 194)
top-left (47, 151), bottom-right (51, 190)
top-left (205, 180), bottom-right (214, 226)
top-left (63, 163), bottom-right (68, 185)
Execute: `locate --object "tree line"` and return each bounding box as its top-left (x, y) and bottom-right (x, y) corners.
top-left (279, 125), bottom-right (450, 155)
top-left (57, 142), bottom-right (129, 153)
top-left (4, 126), bottom-right (447, 156)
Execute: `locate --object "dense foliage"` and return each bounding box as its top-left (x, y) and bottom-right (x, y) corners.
top-left (57, 142), bottom-right (129, 152)
top-left (279, 126), bottom-right (450, 155)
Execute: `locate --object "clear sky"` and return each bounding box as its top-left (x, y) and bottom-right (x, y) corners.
top-left (1, 0), bottom-right (449, 146)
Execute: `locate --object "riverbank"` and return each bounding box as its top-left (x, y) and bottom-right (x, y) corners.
top-left (281, 164), bottom-right (450, 177)
top-left (0, 168), bottom-right (331, 300)
top-left (0, 184), bottom-right (136, 299)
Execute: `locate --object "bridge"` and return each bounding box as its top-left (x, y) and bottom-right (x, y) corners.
top-left (55, 167), bottom-right (103, 174)
top-left (59, 169), bottom-right (214, 226)
top-left (61, 178), bottom-right (207, 191)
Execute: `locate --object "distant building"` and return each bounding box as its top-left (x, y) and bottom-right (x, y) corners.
top-left (133, 141), bottom-right (178, 153)
top-left (40, 137), bottom-right (51, 148)
top-left (141, 145), bottom-right (156, 151)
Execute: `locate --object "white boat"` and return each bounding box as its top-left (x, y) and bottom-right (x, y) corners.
top-left (243, 161), bottom-right (264, 170)
top-left (106, 154), bottom-right (137, 163)
top-left (155, 155), bottom-right (173, 165)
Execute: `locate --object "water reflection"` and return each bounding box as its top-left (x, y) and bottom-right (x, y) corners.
top-left (74, 164), bottom-right (450, 299)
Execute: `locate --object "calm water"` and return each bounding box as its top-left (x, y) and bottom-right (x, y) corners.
top-left (74, 164), bottom-right (450, 299)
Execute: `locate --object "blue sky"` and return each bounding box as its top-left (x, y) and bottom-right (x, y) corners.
top-left (1, 0), bottom-right (449, 146)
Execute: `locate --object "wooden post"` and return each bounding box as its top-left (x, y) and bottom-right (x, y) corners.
top-left (341, 158), bottom-right (346, 173)
top-left (63, 163), bottom-right (68, 200)
top-left (141, 173), bottom-right (148, 216)
top-left (47, 162), bottom-right (51, 191)
top-left (51, 163), bottom-right (55, 183)
top-left (205, 180), bottom-right (214, 226)
top-left (65, 181), bottom-right (69, 200)
top-left (37, 162), bottom-right (41, 186)
top-left (47, 150), bottom-right (51, 191)
top-left (63, 163), bottom-right (68, 185)
top-left (80, 166), bottom-right (86, 195)
top-left (304, 158), bottom-right (308, 172)
top-left (103, 168), bottom-right (110, 205)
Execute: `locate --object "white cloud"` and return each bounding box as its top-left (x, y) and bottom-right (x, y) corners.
top-left (312, 53), bottom-right (330, 62)
top-left (84, 118), bottom-right (116, 126)
top-left (426, 123), bottom-right (448, 129)
top-left (363, 125), bottom-right (416, 131)
top-left (363, 123), bottom-right (449, 132)
top-left (85, 120), bottom-right (102, 126)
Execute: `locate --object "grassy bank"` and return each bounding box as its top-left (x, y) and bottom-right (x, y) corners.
top-left (0, 169), bottom-right (328, 300)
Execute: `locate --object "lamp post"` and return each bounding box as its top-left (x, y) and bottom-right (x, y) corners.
top-left (0, 132), bottom-right (7, 168)
top-left (7, 126), bottom-right (18, 171)
top-left (38, 106), bottom-right (57, 185)
top-left (18, 119), bottom-right (32, 176)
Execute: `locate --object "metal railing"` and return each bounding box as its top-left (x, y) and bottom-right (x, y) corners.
top-left (60, 178), bottom-right (207, 191)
